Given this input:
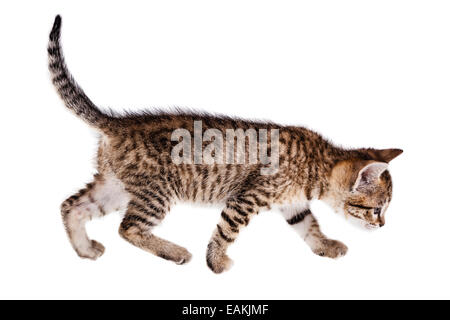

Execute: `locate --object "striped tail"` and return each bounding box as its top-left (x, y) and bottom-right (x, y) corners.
top-left (48, 15), bottom-right (110, 129)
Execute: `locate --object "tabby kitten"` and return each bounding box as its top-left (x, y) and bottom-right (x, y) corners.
top-left (49, 16), bottom-right (402, 273)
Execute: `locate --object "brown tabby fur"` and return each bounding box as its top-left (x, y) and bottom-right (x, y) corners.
top-left (50, 16), bottom-right (402, 273)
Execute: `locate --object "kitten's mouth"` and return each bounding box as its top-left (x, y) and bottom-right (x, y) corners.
top-left (365, 224), bottom-right (379, 230)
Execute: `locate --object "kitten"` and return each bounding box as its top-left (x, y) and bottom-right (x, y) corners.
top-left (49, 16), bottom-right (402, 273)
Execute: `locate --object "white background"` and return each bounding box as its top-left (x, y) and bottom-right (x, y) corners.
top-left (0, 0), bottom-right (449, 299)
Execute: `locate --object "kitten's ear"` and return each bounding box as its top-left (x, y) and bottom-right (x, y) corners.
top-left (353, 162), bottom-right (388, 191)
top-left (366, 148), bottom-right (403, 163)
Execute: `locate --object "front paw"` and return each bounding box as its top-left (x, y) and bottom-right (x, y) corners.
top-left (206, 246), bottom-right (234, 274)
top-left (207, 254), bottom-right (234, 274)
top-left (312, 239), bottom-right (348, 259)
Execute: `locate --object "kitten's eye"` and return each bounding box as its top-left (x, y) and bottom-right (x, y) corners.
top-left (374, 208), bottom-right (381, 215)
top-left (348, 203), bottom-right (373, 210)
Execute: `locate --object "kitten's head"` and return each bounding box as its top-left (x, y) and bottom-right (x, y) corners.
top-left (326, 148), bottom-right (402, 230)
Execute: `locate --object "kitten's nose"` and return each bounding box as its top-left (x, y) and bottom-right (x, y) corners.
top-left (379, 222), bottom-right (385, 227)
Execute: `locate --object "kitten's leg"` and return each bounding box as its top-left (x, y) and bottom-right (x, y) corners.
top-left (118, 185), bottom-right (192, 265)
top-left (281, 205), bottom-right (348, 258)
top-left (207, 193), bottom-right (264, 273)
top-left (61, 174), bottom-right (129, 260)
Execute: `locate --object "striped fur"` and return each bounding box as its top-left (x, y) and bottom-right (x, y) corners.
top-left (48, 15), bottom-right (111, 130)
top-left (286, 209), bottom-right (311, 225)
top-left (51, 16), bottom-right (402, 273)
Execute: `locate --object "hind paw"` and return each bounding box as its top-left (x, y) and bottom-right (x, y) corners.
top-left (157, 247), bottom-right (192, 265)
top-left (75, 240), bottom-right (105, 260)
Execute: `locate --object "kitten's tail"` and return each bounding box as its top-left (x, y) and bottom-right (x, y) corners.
top-left (48, 15), bottom-right (111, 130)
